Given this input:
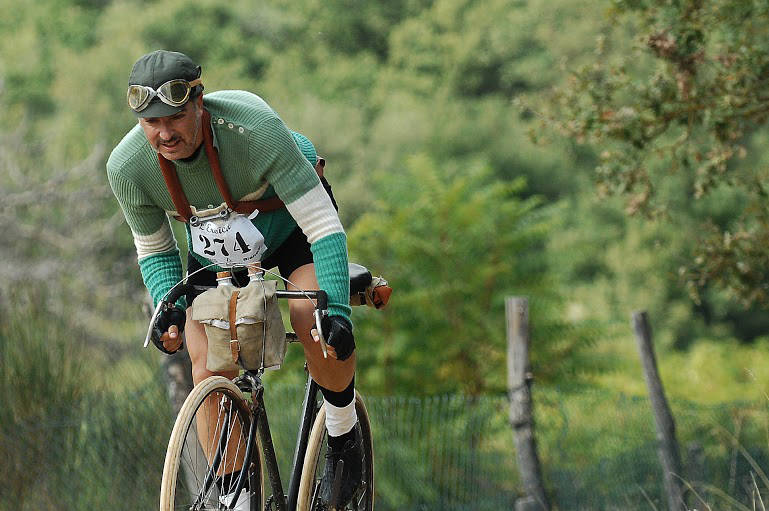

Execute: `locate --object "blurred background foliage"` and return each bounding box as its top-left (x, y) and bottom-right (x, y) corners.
top-left (4, 0), bottom-right (769, 508)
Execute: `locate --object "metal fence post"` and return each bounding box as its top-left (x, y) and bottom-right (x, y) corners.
top-left (506, 297), bottom-right (550, 510)
top-left (632, 310), bottom-right (686, 511)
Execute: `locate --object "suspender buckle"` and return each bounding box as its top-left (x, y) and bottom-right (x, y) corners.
top-left (191, 208), bottom-right (231, 228)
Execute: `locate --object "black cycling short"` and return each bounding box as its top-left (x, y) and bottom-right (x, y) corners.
top-left (185, 226), bottom-right (314, 306)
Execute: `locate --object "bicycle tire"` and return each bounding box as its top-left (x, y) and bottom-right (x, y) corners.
top-left (296, 393), bottom-right (375, 511)
top-left (160, 376), bottom-right (265, 511)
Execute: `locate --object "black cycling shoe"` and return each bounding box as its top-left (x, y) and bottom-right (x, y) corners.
top-left (319, 426), bottom-right (363, 508)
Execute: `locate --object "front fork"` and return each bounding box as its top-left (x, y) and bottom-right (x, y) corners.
top-left (286, 374), bottom-right (322, 510)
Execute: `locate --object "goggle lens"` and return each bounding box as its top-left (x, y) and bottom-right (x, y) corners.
top-left (126, 78), bottom-right (202, 112)
top-left (127, 85), bottom-right (151, 111)
top-left (159, 80), bottom-right (193, 104)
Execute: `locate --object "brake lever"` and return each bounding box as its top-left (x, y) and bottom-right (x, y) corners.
top-left (313, 308), bottom-right (329, 359)
top-left (144, 300), bottom-right (165, 348)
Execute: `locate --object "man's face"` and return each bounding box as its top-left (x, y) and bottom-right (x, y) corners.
top-left (139, 96), bottom-right (203, 160)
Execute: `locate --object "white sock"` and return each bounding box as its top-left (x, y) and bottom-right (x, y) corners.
top-left (324, 394), bottom-right (357, 437)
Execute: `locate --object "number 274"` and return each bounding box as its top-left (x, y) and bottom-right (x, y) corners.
top-left (198, 232), bottom-right (252, 257)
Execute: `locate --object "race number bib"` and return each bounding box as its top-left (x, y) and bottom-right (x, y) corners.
top-left (190, 209), bottom-right (267, 267)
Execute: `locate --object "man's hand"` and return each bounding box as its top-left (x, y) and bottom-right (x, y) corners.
top-left (314, 315), bottom-right (355, 361)
top-left (152, 305), bottom-right (186, 355)
top-left (160, 324), bottom-right (183, 353)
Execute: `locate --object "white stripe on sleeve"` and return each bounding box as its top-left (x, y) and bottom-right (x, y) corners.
top-left (133, 221), bottom-right (177, 260)
top-left (284, 182), bottom-right (344, 244)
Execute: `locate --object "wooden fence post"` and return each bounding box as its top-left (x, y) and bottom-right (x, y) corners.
top-left (506, 297), bottom-right (549, 511)
top-left (632, 311), bottom-right (686, 511)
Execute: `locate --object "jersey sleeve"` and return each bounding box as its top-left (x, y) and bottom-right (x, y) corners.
top-left (107, 166), bottom-right (186, 309)
top-left (249, 117), bottom-right (351, 321)
top-left (290, 131), bottom-right (318, 167)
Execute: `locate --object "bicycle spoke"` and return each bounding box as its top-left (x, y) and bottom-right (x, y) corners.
top-left (179, 423), bottom-right (207, 503)
top-left (170, 389), bottom-right (247, 509)
top-left (206, 391), bottom-right (231, 503)
top-left (220, 397), bottom-right (247, 498)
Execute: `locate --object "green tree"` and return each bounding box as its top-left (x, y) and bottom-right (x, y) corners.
top-left (541, 0), bottom-right (769, 307)
top-left (348, 154), bottom-right (601, 395)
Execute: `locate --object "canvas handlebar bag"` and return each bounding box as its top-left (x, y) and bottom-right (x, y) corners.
top-left (191, 279), bottom-right (286, 372)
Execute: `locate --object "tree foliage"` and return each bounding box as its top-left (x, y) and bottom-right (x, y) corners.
top-left (5, 0), bottom-right (767, 404)
top-left (542, 0), bottom-right (769, 306)
top-left (0, 0), bottom-right (608, 395)
top-left (348, 155), bottom-right (604, 394)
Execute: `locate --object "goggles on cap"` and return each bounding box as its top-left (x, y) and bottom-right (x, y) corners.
top-left (126, 78), bottom-right (202, 113)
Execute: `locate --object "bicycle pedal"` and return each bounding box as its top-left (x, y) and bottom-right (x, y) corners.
top-left (329, 459), bottom-right (345, 511)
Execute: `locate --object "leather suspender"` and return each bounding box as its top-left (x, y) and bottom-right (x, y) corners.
top-left (158, 153), bottom-right (194, 222)
top-left (157, 108), bottom-right (325, 222)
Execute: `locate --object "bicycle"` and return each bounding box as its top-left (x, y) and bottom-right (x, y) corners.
top-left (146, 263), bottom-right (391, 511)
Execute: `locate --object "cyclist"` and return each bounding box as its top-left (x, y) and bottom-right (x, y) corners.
top-left (107, 50), bottom-right (361, 508)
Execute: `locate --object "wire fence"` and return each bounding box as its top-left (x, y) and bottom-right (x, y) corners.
top-left (3, 378), bottom-right (769, 510)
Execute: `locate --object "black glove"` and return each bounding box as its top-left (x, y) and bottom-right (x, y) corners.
top-left (321, 315), bottom-right (355, 361)
top-left (151, 305), bottom-right (186, 355)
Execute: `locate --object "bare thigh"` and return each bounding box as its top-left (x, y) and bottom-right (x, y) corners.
top-left (287, 263), bottom-right (355, 392)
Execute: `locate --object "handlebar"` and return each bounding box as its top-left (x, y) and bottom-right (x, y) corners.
top-left (164, 283), bottom-right (329, 311)
top-left (163, 283), bottom-right (190, 309)
top-left (144, 283), bottom-right (330, 357)
top-left (144, 262), bottom-right (391, 360)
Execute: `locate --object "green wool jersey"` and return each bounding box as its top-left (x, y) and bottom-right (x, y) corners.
top-left (107, 90), bottom-right (351, 321)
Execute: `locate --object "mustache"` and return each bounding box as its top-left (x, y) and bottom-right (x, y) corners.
top-left (159, 136), bottom-right (180, 145)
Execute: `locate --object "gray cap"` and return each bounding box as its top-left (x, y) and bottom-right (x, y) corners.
top-left (128, 50), bottom-right (202, 118)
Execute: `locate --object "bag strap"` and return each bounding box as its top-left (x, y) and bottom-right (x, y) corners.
top-left (157, 108), bottom-right (327, 223)
top-left (228, 290), bottom-right (240, 364)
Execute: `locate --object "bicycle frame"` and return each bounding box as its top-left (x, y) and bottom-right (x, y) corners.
top-left (216, 370), bottom-right (321, 511)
